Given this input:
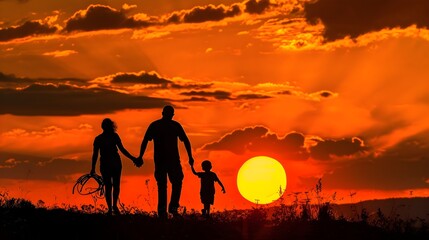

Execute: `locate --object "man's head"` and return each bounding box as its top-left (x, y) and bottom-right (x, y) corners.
top-left (162, 105), bottom-right (175, 119)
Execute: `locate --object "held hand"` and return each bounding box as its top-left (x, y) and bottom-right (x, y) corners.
top-left (188, 156), bottom-right (194, 166)
top-left (134, 157), bottom-right (144, 168)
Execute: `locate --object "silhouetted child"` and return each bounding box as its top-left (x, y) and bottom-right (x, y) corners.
top-left (90, 118), bottom-right (137, 215)
top-left (191, 160), bottom-right (225, 217)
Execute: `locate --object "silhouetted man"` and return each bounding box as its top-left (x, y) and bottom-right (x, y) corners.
top-left (137, 105), bottom-right (194, 219)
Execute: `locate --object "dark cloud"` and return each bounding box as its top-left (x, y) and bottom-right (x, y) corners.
top-left (183, 4), bottom-right (241, 23)
top-left (319, 91), bottom-right (333, 98)
top-left (0, 151), bottom-right (153, 180)
top-left (181, 97), bottom-right (210, 102)
top-left (1, 1), bottom-right (273, 40)
top-left (322, 130), bottom-right (429, 190)
top-left (111, 72), bottom-right (170, 85)
top-left (0, 83), bottom-right (170, 116)
top-left (235, 93), bottom-right (272, 100)
top-left (0, 72), bottom-right (28, 82)
top-left (244, 0), bottom-right (271, 14)
top-left (166, 13), bottom-right (181, 24)
top-left (110, 72), bottom-right (213, 89)
top-left (0, 152), bottom-right (87, 181)
top-left (170, 83), bottom-right (213, 89)
top-left (167, 3), bottom-right (241, 24)
top-left (202, 126), bottom-right (309, 160)
top-left (202, 126), bottom-right (369, 161)
top-left (64, 5), bottom-right (155, 32)
top-left (0, 20), bottom-right (58, 42)
top-left (179, 91), bottom-right (272, 101)
top-left (0, 72), bottom-right (87, 87)
top-left (180, 90), bottom-right (232, 100)
top-left (309, 137), bottom-right (368, 161)
top-left (278, 90), bottom-right (292, 95)
top-left (203, 126), bottom-right (269, 154)
top-left (304, 0), bottom-right (429, 41)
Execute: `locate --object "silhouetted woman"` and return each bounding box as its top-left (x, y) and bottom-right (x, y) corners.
top-left (90, 118), bottom-right (136, 215)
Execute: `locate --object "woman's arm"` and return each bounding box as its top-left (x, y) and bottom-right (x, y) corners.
top-left (91, 143), bottom-right (99, 174)
top-left (116, 135), bottom-right (135, 161)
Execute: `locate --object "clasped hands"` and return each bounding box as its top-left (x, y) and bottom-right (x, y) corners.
top-left (133, 156), bottom-right (144, 168)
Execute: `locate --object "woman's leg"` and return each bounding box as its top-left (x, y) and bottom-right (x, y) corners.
top-left (101, 167), bottom-right (113, 214)
top-left (104, 177), bottom-right (113, 213)
top-left (112, 170), bottom-right (121, 214)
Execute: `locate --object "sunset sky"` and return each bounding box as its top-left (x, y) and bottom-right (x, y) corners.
top-left (1, 0), bottom-right (429, 211)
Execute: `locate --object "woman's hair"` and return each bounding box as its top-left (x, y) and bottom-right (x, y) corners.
top-left (101, 118), bottom-right (117, 132)
top-left (202, 160), bottom-right (212, 171)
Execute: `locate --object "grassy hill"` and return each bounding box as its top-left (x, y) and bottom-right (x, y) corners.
top-left (333, 197), bottom-right (429, 221)
top-left (1, 196), bottom-right (428, 240)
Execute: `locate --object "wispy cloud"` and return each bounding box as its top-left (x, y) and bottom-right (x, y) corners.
top-left (42, 50), bottom-right (78, 57)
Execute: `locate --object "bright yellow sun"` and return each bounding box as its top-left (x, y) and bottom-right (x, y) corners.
top-left (237, 156), bottom-right (287, 204)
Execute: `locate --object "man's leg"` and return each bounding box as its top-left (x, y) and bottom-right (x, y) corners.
top-left (154, 168), bottom-right (168, 218)
top-left (167, 164), bottom-right (184, 214)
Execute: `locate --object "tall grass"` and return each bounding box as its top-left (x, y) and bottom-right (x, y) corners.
top-left (1, 180), bottom-right (428, 240)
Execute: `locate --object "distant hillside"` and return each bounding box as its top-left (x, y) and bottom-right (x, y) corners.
top-left (332, 197), bottom-right (429, 220)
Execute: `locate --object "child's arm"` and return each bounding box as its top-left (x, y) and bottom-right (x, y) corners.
top-left (217, 176), bottom-right (226, 193)
top-left (191, 165), bottom-right (198, 176)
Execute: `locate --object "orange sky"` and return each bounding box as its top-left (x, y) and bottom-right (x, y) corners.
top-left (1, 0), bottom-right (429, 211)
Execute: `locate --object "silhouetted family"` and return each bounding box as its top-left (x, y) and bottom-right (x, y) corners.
top-left (90, 105), bottom-right (225, 218)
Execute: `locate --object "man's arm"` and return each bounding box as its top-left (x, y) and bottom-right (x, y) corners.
top-left (138, 124), bottom-right (152, 160)
top-left (178, 124), bottom-right (194, 166)
top-left (182, 135), bottom-right (194, 166)
top-left (138, 138), bottom-right (149, 159)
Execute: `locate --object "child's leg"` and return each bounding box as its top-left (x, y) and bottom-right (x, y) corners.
top-left (204, 204), bottom-right (210, 216)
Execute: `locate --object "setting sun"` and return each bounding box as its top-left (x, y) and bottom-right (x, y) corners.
top-left (237, 156), bottom-right (287, 204)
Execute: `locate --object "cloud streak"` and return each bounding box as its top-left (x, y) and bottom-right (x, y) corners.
top-left (0, 152), bottom-right (87, 181)
top-left (0, 20), bottom-right (58, 42)
top-left (94, 71), bottom-right (213, 89)
top-left (0, 83), bottom-right (170, 116)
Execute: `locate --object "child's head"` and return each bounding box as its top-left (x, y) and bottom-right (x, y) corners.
top-left (101, 118), bottom-right (117, 133)
top-left (202, 160), bottom-right (212, 172)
